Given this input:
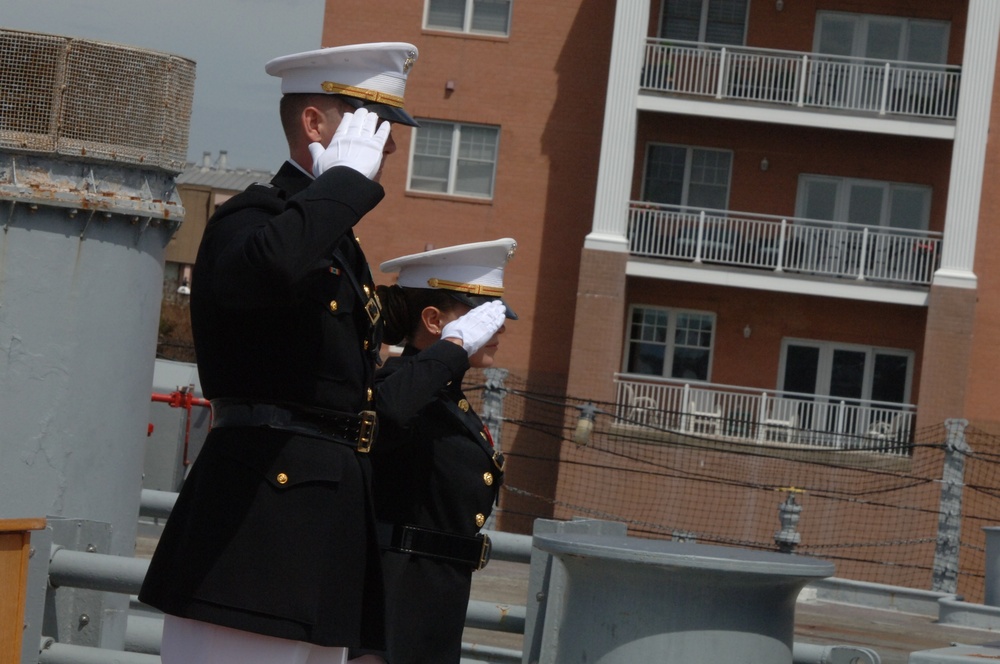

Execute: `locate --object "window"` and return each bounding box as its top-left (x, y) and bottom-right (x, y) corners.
top-left (780, 339), bottom-right (912, 405)
top-left (796, 175), bottom-right (931, 231)
top-left (642, 144), bottom-right (732, 211)
top-left (660, 0), bottom-right (748, 45)
top-left (815, 12), bottom-right (949, 64)
top-left (409, 120), bottom-right (500, 198)
top-left (426, 0), bottom-right (512, 37)
top-left (625, 306), bottom-right (715, 381)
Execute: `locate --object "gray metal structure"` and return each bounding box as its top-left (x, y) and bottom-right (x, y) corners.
top-left (530, 529), bottom-right (835, 663)
top-left (0, 28), bottom-right (194, 662)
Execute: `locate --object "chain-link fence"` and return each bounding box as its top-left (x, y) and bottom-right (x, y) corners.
top-left (465, 368), bottom-right (1000, 604)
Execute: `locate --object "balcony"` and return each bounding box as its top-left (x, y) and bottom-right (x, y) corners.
top-left (628, 202), bottom-right (942, 287)
top-left (615, 374), bottom-right (915, 456)
top-left (642, 39), bottom-right (961, 121)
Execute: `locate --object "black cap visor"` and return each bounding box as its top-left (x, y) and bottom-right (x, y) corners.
top-left (446, 292), bottom-right (518, 320)
top-left (335, 95), bottom-right (419, 127)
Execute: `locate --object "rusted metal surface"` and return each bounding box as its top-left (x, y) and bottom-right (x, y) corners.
top-left (0, 153), bottom-right (183, 236)
top-left (0, 28), bottom-right (195, 173)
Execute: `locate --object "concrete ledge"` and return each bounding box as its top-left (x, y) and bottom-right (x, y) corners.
top-left (938, 596), bottom-right (1000, 630)
top-left (908, 644), bottom-right (1000, 663)
top-left (807, 577), bottom-right (957, 617)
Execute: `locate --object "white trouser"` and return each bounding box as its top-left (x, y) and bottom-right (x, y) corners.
top-left (161, 615), bottom-right (384, 664)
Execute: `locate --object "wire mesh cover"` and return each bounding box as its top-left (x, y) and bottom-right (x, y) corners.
top-left (0, 28), bottom-right (195, 173)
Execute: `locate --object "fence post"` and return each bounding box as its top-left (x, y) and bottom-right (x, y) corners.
top-left (931, 419), bottom-right (971, 593)
top-left (481, 368), bottom-right (509, 452)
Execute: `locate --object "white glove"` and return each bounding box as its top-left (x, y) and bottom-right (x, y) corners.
top-left (308, 107), bottom-right (391, 180)
top-left (441, 300), bottom-right (507, 356)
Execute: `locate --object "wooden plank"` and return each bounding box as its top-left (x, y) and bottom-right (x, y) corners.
top-left (0, 518), bottom-right (46, 533)
top-left (0, 519), bottom-right (45, 664)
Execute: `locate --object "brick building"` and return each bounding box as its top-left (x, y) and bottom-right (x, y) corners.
top-left (165, 1), bottom-right (1000, 532)
top-left (321, 0), bottom-right (1000, 441)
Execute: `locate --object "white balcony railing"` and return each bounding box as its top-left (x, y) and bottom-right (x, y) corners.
top-left (628, 202), bottom-right (942, 287)
top-left (642, 39), bottom-right (961, 120)
top-left (615, 375), bottom-right (915, 455)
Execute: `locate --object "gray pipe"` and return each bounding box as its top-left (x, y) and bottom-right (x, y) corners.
top-left (48, 546), bottom-right (149, 595)
top-left (139, 490), bottom-right (178, 520)
top-left (793, 642), bottom-right (881, 664)
top-left (465, 599), bottom-right (526, 633)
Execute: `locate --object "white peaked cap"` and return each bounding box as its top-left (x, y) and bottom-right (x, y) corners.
top-left (264, 42), bottom-right (419, 126)
top-left (381, 238), bottom-right (518, 318)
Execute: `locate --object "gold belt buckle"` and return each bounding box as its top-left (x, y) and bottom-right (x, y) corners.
top-left (477, 534), bottom-right (492, 571)
top-left (492, 450), bottom-right (506, 473)
top-left (357, 410), bottom-right (378, 453)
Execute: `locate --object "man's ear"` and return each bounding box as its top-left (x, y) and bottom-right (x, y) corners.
top-left (301, 105), bottom-right (329, 144)
top-left (420, 306), bottom-right (445, 337)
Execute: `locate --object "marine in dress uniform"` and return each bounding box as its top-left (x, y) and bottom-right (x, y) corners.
top-left (363, 239), bottom-right (517, 663)
top-left (138, 43), bottom-right (420, 664)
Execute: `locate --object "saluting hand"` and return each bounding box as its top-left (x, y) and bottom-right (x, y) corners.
top-left (442, 300), bottom-right (507, 356)
top-left (309, 107), bottom-right (391, 180)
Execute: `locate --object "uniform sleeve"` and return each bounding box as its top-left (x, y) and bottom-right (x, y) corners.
top-left (205, 166), bottom-right (384, 307)
top-left (373, 342), bottom-right (470, 452)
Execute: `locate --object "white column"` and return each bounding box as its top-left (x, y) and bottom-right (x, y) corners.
top-left (585, 0), bottom-right (648, 252)
top-left (936, 0), bottom-right (1000, 288)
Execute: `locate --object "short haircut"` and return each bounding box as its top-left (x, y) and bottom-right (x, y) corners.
top-left (278, 93), bottom-right (342, 143)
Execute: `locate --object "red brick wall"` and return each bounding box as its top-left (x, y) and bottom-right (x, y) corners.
top-left (916, 285), bottom-right (976, 431)
top-left (625, 279), bottom-right (927, 399)
top-left (566, 248), bottom-right (629, 404)
top-left (322, 1), bottom-right (617, 394)
top-left (634, 115), bottom-right (953, 231)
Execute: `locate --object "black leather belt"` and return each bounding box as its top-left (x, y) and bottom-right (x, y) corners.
top-left (210, 399), bottom-right (377, 453)
top-left (378, 523), bottom-right (491, 570)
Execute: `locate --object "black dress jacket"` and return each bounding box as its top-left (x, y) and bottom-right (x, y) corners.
top-left (139, 163), bottom-right (387, 649)
top-left (371, 342), bottom-right (504, 663)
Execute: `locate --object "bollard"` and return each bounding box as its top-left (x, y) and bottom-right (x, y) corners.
top-left (532, 532), bottom-right (834, 663)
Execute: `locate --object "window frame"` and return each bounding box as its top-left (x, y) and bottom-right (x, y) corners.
top-left (658, 0), bottom-right (749, 45)
top-left (794, 174), bottom-right (931, 232)
top-left (623, 304), bottom-right (717, 381)
top-left (424, 0), bottom-right (513, 37)
top-left (777, 338), bottom-right (914, 405)
top-left (407, 119), bottom-right (501, 200)
top-left (813, 11), bottom-right (950, 64)
top-left (641, 143), bottom-right (733, 211)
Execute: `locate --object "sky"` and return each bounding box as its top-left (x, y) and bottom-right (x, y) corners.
top-left (4, 0), bottom-right (327, 172)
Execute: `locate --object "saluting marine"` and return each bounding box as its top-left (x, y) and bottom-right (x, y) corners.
top-left (139, 42), bottom-right (419, 664)
top-left (358, 238), bottom-right (517, 663)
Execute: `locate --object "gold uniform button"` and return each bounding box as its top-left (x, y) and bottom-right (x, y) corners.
top-left (458, 399), bottom-right (470, 412)
top-left (276, 473), bottom-right (289, 485)
top-left (329, 300), bottom-right (338, 312)
top-left (364, 340), bottom-right (370, 349)
top-left (475, 513), bottom-right (486, 528)
top-left (363, 284), bottom-right (371, 297)
top-left (367, 388), bottom-right (373, 402)
top-left (483, 472), bottom-right (494, 486)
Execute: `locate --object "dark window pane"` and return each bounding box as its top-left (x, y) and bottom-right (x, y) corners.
top-left (784, 345), bottom-right (819, 394)
top-left (872, 353), bottom-right (908, 403)
top-left (672, 347), bottom-right (709, 380)
top-left (628, 342), bottom-right (665, 375)
top-left (830, 349), bottom-right (866, 400)
top-left (644, 144), bottom-right (686, 204)
top-left (472, 0), bottom-right (510, 34)
top-left (428, 0), bottom-right (466, 29)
